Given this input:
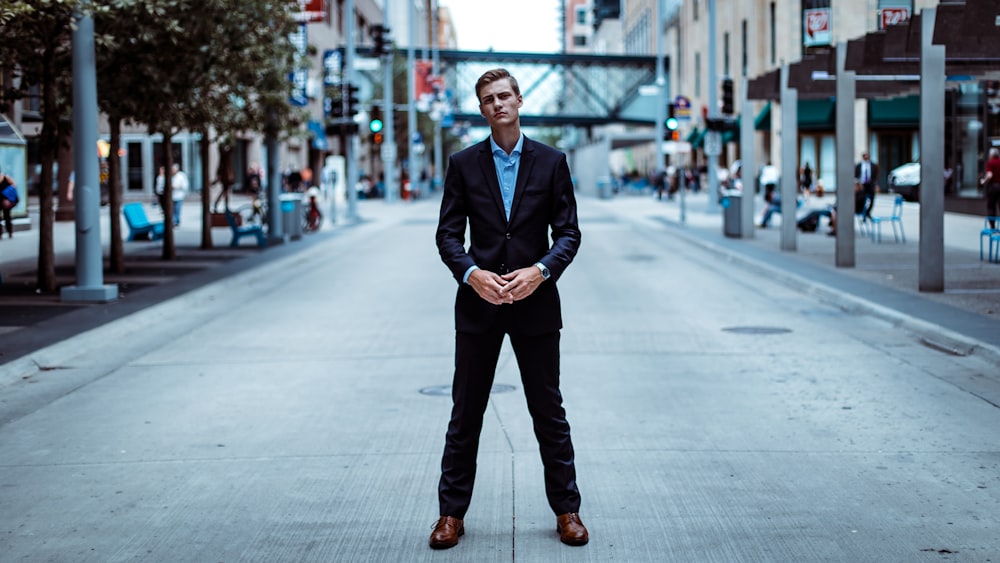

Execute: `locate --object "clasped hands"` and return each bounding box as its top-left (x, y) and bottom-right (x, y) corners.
top-left (468, 266), bottom-right (543, 305)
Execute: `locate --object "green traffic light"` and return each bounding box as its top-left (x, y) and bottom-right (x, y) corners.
top-left (370, 119), bottom-right (383, 133)
top-left (665, 117), bottom-right (679, 131)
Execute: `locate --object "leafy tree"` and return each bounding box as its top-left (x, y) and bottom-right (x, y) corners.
top-left (95, 0), bottom-right (300, 260)
top-left (0, 0), bottom-right (80, 292)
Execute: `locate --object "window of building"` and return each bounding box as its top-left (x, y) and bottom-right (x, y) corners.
top-left (769, 3), bottom-right (777, 65)
top-left (574, 35), bottom-right (587, 47)
top-left (693, 0), bottom-right (699, 21)
top-left (723, 32), bottom-right (730, 77)
top-left (695, 52), bottom-right (701, 98)
top-left (576, 7), bottom-right (587, 24)
top-left (741, 20), bottom-right (748, 77)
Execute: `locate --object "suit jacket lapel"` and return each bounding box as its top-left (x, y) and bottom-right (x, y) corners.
top-left (476, 140), bottom-right (508, 223)
top-left (508, 137), bottom-right (535, 225)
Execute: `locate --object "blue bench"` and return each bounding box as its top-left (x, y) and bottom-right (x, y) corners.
top-left (122, 202), bottom-right (165, 241)
top-left (225, 210), bottom-right (267, 248)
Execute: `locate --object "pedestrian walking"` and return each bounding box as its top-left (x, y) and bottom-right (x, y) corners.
top-left (0, 166), bottom-right (18, 238)
top-left (854, 152), bottom-right (879, 220)
top-left (983, 147), bottom-right (1000, 228)
top-left (432, 68), bottom-right (587, 550)
top-left (157, 164), bottom-right (188, 226)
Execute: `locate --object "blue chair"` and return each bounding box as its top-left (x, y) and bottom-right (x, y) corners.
top-left (980, 216), bottom-right (1000, 261)
top-left (990, 230), bottom-right (1000, 264)
top-left (224, 210), bottom-right (267, 248)
top-left (122, 202), bottom-right (165, 241)
top-left (870, 195), bottom-right (905, 243)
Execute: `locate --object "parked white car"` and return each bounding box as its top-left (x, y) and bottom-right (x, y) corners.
top-left (887, 162), bottom-right (920, 202)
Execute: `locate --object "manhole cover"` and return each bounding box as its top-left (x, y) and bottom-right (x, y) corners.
top-left (623, 254), bottom-right (656, 262)
top-left (420, 384), bottom-right (517, 396)
top-left (721, 326), bottom-right (792, 335)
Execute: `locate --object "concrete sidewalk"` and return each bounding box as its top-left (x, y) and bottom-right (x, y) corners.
top-left (1, 192), bottom-right (998, 561)
top-left (623, 190), bottom-right (1000, 361)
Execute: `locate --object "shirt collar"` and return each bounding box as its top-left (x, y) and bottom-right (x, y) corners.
top-left (490, 133), bottom-right (524, 158)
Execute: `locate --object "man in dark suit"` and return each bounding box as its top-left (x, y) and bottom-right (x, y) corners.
top-left (431, 68), bottom-right (587, 549)
top-left (855, 152), bottom-right (879, 220)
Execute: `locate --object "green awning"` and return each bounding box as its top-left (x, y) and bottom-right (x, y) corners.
top-left (687, 127), bottom-right (705, 148)
top-left (754, 102), bottom-right (772, 131)
top-left (797, 99), bottom-right (835, 130)
top-left (868, 94), bottom-right (920, 128)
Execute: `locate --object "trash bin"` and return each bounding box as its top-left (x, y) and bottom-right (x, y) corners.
top-left (279, 193), bottom-right (303, 241)
top-left (721, 191), bottom-right (742, 237)
top-left (596, 179), bottom-right (612, 199)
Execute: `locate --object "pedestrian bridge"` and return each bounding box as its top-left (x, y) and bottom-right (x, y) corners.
top-left (434, 49), bottom-right (661, 128)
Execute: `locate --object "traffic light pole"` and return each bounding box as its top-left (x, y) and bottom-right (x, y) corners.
top-left (705, 0), bottom-right (720, 213)
top-left (383, 39), bottom-right (396, 204)
top-left (344, 0), bottom-right (359, 222)
top-left (655, 0), bottom-right (666, 192)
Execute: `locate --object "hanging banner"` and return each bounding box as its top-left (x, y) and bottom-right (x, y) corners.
top-left (414, 60), bottom-right (444, 112)
top-left (803, 8), bottom-right (832, 48)
top-left (289, 24), bottom-right (309, 106)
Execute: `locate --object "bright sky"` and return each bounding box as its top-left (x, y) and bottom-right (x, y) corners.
top-left (440, 0), bottom-right (561, 53)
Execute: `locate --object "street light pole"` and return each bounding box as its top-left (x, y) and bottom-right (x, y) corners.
top-left (61, 2), bottom-right (117, 303)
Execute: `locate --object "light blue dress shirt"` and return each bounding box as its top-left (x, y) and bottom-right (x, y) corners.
top-left (462, 134), bottom-right (524, 284)
top-left (490, 133), bottom-right (524, 221)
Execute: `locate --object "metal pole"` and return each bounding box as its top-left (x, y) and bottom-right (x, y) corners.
top-left (739, 79), bottom-right (755, 238)
top-left (432, 0), bottom-right (443, 192)
top-left (61, 4), bottom-right (117, 303)
top-left (705, 0), bottom-right (720, 213)
top-left (344, 0), bottom-right (359, 220)
top-left (655, 0), bottom-right (666, 196)
top-left (407, 0), bottom-right (419, 201)
top-left (919, 8), bottom-right (945, 292)
top-left (266, 113), bottom-right (282, 242)
top-left (779, 64), bottom-right (797, 251)
top-left (835, 41), bottom-right (856, 267)
top-left (383, 36), bottom-right (396, 204)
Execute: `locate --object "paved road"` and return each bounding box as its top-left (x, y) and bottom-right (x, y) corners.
top-left (0, 193), bottom-right (998, 561)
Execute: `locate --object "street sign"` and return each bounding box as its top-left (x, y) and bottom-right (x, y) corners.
top-left (661, 141), bottom-right (691, 155)
top-left (380, 144), bottom-right (397, 162)
top-left (704, 131), bottom-right (722, 156)
top-left (674, 95), bottom-right (692, 120)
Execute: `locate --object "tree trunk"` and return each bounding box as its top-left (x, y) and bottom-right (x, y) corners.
top-left (108, 117), bottom-right (125, 274)
top-left (200, 129), bottom-right (212, 249)
top-left (55, 124), bottom-right (75, 222)
top-left (36, 46), bottom-right (58, 293)
top-left (161, 131), bottom-right (176, 260)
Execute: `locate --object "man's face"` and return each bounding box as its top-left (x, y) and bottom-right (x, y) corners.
top-left (478, 78), bottom-right (522, 128)
top-left (862, 153), bottom-right (869, 161)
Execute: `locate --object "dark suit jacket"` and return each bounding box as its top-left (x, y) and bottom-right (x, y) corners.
top-left (855, 161), bottom-right (880, 187)
top-left (436, 136), bottom-right (581, 336)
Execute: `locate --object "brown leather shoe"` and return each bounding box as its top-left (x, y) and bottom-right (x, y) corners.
top-left (429, 516), bottom-right (464, 549)
top-left (556, 512), bottom-right (589, 546)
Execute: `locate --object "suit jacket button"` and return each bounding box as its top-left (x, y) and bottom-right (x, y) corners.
top-left (506, 233), bottom-right (511, 239)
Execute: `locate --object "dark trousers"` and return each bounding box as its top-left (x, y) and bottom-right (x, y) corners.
top-left (1, 206), bottom-right (12, 237)
top-left (860, 183), bottom-right (876, 218)
top-left (438, 314), bottom-right (581, 519)
top-left (987, 182), bottom-right (1000, 228)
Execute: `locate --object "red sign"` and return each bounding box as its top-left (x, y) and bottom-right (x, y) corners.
top-left (803, 8), bottom-right (831, 47)
top-left (805, 9), bottom-right (829, 39)
top-left (880, 7), bottom-right (910, 29)
top-left (296, 0), bottom-right (326, 23)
